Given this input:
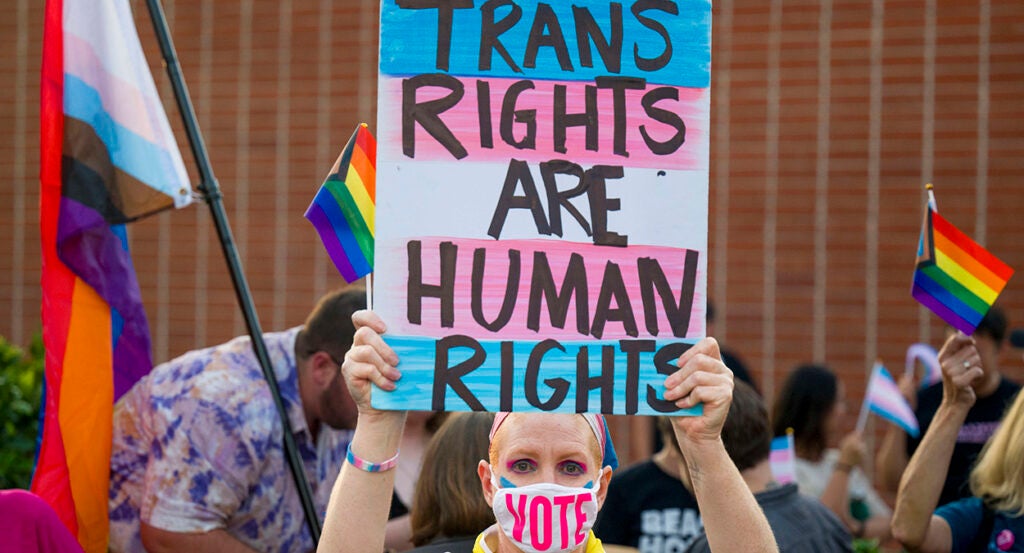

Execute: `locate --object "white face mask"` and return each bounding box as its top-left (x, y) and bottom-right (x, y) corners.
top-left (489, 469), bottom-right (601, 553)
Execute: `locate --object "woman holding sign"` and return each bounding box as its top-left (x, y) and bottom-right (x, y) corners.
top-left (318, 310), bottom-right (777, 553)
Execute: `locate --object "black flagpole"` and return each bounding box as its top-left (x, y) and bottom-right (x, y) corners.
top-left (142, 0), bottom-right (322, 543)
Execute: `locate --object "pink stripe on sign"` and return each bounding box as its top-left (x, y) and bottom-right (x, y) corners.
top-left (379, 76), bottom-right (709, 171)
top-left (384, 237), bottom-right (705, 341)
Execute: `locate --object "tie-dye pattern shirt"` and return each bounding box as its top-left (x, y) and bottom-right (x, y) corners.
top-left (109, 328), bottom-right (351, 552)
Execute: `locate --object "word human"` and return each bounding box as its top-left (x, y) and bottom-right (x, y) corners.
top-left (407, 239), bottom-right (700, 339)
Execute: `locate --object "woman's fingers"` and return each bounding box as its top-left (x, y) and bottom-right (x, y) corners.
top-left (665, 364), bottom-right (731, 403)
top-left (342, 314), bottom-right (402, 406)
top-left (673, 374), bottom-right (732, 410)
top-left (352, 309), bottom-right (388, 335)
top-left (672, 337), bottom-right (723, 375)
top-left (352, 325), bottom-right (400, 368)
top-left (951, 366), bottom-right (984, 390)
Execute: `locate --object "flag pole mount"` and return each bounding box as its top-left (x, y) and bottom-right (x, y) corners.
top-left (141, 0), bottom-right (322, 543)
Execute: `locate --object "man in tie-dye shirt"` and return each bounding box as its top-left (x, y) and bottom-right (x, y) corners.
top-left (109, 289), bottom-right (363, 553)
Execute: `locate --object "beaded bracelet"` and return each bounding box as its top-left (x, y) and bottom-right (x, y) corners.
top-left (346, 444), bottom-right (399, 473)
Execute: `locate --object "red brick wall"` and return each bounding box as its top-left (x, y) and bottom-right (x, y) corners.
top-left (2, 0), bottom-right (1023, 463)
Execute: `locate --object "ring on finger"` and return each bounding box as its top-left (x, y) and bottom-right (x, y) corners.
top-left (962, 360), bottom-right (972, 369)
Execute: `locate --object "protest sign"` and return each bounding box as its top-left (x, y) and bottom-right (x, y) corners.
top-left (372, 0), bottom-right (711, 414)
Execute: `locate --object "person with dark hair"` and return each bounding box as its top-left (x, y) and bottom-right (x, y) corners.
top-left (877, 307), bottom-right (1021, 507)
top-left (594, 417), bottom-right (703, 552)
top-left (772, 364), bottom-right (892, 541)
top-left (108, 288), bottom-right (365, 553)
top-left (686, 381), bottom-right (852, 552)
top-left (406, 412), bottom-right (496, 553)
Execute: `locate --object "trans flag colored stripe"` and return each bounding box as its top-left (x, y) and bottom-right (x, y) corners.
top-left (769, 430), bottom-right (796, 485)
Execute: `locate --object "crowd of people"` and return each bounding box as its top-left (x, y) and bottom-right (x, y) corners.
top-left (5, 292), bottom-right (1022, 553)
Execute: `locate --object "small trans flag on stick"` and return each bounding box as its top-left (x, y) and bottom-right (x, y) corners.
top-left (856, 362), bottom-right (920, 437)
top-left (305, 123), bottom-right (377, 283)
top-left (912, 184), bottom-right (1013, 335)
top-left (769, 428), bottom-right (796, 485)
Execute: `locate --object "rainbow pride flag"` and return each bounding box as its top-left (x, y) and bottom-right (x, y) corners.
top-left (860, 363), bottom-right (919, 437)
top-left (305, 124), bottom-right (377, 283)
top-left (912, 202), bottom-right (1014, 335)
top-left (36, 0), bottom-right (191, 550)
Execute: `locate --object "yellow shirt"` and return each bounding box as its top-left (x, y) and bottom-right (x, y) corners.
top-left (472, 524), bottom-right (605, 553)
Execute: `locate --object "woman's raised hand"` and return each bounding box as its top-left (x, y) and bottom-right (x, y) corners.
top-left (342, 310), bottom-right (402, 416)
top-left (664, 337), bottom-right (735, 449)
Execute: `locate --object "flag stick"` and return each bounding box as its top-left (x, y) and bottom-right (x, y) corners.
top-left (142, 0), bottom-right (322, 542)
top-left (926, 183), bottom-right (937, 212)
top-left (855, 361), bottom-right (880, 433)
top-left (366, 272), bottom-right (374, 311)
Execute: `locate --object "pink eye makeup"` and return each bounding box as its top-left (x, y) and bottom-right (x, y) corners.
top-left (558, 460), bottom-right (587, 475)
top-left (508, 459), bottom-right (536, 473)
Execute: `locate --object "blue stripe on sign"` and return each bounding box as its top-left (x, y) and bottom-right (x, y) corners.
top-left (370, 334), bottom-right (702, 416)
top-left (379, 0), bottom-right (711, 88)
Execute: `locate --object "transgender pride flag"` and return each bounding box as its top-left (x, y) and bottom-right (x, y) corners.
top-left (856, 363), bottom-right (920, 437)
top-left (769, 430), bottom-right (796, 485)
top-left (36, 0), bottom-right (191, 550)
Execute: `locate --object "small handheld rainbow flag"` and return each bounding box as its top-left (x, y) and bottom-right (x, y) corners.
top-left (912, 186), bottom-right (1013, 335)
top-left (769, 429), bottom-right (796, 485)
top-left (305, 124), bottom-right (376, 283)
top-left (856, 363), bottom-right (919, 437)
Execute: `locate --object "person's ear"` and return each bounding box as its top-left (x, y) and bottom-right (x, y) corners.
top-left (596, 465), bottom-right (613, 507)
top-left (308, 351), bottom-right (337, 390)
top-left (478, 460), bottom-right (496, 506)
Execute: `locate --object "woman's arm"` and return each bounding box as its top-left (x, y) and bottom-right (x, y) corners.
top-left (667, 338), bottom-right (777, 553)
top-left (891, 334), bottom-right (980, 553)
top-left (319, 311), bottom-right (407, 553)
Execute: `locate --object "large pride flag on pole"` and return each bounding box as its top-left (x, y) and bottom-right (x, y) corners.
top-left (305, 123), bottom-right (377, 283)
top-left (36, 0), bottom-right (192, 550)
top-left (912, 186), bottom-right (1013, 335)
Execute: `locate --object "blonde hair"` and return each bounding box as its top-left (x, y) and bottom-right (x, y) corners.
top-left (970, 390), bottom-right (1024, 515)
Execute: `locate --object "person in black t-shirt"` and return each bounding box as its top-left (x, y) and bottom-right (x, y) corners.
top-left (594, 418), bottom-right (703, 553)
top-left (877, 307), bottom-right (1021, 507)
